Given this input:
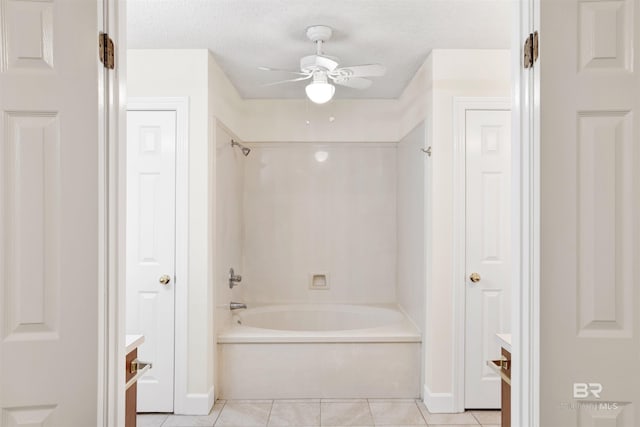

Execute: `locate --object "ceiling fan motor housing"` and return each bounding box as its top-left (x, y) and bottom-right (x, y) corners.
top-left (300, 54), bottom-right (339, 73)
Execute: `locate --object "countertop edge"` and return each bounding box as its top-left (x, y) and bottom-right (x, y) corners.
top-left (496, 333), bottom-right (512, 353)
top-left (125, 334), bottom-right (145, 354)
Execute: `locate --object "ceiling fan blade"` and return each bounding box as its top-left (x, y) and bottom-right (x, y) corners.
top-left (316, 55), bottom-right (339, 71)
top-left (300, 55), bottom-right (339, 72)
top-left (332, 77), bottom-right (372, 90)
top-left (262, 75), bottom-right (313, 87)
top-left (335, 64), bottom-right (386, 77)
top-left (258, 66), bottom-right (309, 76)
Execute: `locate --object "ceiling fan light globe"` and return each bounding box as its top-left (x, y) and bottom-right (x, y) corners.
top-left (305, 82), bottom-right (335, 104)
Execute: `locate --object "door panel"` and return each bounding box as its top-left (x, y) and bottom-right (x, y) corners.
top-left (126, 110), bottom-right (176, 412)
top-left (0, 0), bottom-right (100, 424)
top-left (540, 0), bottom-right (640, 423)
top-left (465, 109), bottom-right (511, 409)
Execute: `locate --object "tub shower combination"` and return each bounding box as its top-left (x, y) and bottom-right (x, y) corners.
top-left (217, 304), bottom-right (421, 399)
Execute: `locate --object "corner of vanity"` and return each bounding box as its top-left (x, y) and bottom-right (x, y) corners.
top-left (493, 333), bottom-right (511, 427)
top-left (125, 334), bottom-right (148, 427)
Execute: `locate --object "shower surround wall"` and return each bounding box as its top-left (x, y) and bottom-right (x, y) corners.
top-left (243, 143), bottom-right (397, 305)
top-left (396, 121), bottom-right (428, 332)
top-left (213, 122), bottom-right (246, 326)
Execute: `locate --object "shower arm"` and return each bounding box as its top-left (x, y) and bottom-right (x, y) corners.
top-left (231, 139), bottom-right (251, 156)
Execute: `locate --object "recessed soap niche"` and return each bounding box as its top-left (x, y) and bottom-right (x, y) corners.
top-left (309, 273), bottom-right (329, 290)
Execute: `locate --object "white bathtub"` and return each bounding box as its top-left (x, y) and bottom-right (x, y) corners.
top-left (217, 304), bottom-right (421, 399)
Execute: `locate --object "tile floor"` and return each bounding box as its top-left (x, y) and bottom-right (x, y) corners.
top-left (138, 399), bottom-right (501, 427)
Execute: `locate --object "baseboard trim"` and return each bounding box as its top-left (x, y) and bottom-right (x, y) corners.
top-left (423, 384), bottom-right (456, 413)
top-left (176, 385), bottom-right (215, 415)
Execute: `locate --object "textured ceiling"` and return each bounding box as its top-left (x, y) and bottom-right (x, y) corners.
top-left (128, 0), bottom-right (511, 99)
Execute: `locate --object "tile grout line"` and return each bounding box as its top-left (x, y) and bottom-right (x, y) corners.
top-left (265, 399), bottom-right (274, 427)
top-left (212, 400), bottom-right (226, 426)
top-left (365, 399), bottom-right (376, 426)
top-left (414, 400), bottom-right (429, 426)
top-left (470, 410), bottom-right (480, 425)
top-left (145, 399), bottom-right (498, 427)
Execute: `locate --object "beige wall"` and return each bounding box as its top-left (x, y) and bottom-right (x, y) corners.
top-left (425, 49), bottom-right (511, 400)
top-left (241, 99), bottom-right (399, 142)
top-left (394, 49), bottom-right (512, 406)
top-left (395, 53), bottom-right (434, 335)
top-left (396, 120), bottom-right (428, 332)
top-left (242, 142), bottom-right (397, 305)
top-left (207, 53), bottom-right (248, 405)
top-left (128, 49), bottom-right (214, 412)
top-left (211, 121), bottom-right (246, 399)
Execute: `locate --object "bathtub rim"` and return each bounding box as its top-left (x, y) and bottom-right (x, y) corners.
top-left (217, 303), bottom-right (422, 344)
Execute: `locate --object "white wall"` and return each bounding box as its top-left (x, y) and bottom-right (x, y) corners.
top-left (243, 142), bottom-right (397, 304)
top-left (127, 49), bottom-right (214, 412)
top-left (207, 53), bottom-right (248, 406)
top-left (394, 61), bottom-right (433, 408)
top-left (208, 54), bottom-right (246, 135)
top-left (423, 49), bottom-right (511, 406)
top-left (396, 121), bottom-right (428, 331)
top-left (397, 56), bottom-right (433, 138)
top-left (242, 99), bottom-right (399, 142)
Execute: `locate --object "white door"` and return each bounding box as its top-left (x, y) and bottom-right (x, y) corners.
top-left (464, 109), bottom-right (511, 409)
top-left (0, 1), bottom-right (102, 424)
top-left (539, 0), bottom-right (640, 424)
top-left (126, 110), bottom-right (176, 412)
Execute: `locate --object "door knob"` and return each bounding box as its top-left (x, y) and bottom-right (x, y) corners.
top-left (159, 275), bottom-right (171, 285)
top-left (469, 272), bottom-right (481, 283)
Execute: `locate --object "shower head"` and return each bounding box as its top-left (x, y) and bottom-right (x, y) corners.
top-left (231, 139), bottom-right (251, 157)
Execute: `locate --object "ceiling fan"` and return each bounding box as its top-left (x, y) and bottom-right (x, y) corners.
top-left (258, 25), bottom-right (386, 104)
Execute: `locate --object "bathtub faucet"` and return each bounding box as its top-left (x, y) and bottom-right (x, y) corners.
top-left (230, 302), bottom-right (247, 311)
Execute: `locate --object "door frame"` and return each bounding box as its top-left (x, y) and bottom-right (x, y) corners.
top-left (99, 0), bottom-right (126, 424)
top-left (514, 0), bottom-right (540, 423)
top-left (451, 97), bottom-right (511, 411)
top-left (127, 98), bottom-right (190, 413)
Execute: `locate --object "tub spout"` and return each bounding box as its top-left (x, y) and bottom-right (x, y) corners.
top-left (230, 302), bottom-right (247, 311)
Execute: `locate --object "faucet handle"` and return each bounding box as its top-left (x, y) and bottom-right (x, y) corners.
top-left (229, 268), bottom-right (242, 288)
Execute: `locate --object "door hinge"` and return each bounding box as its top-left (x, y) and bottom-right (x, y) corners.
top-left (523, 31), bottom-right (539, 69)
top-left (99, 32), bottom-right (115, 70)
